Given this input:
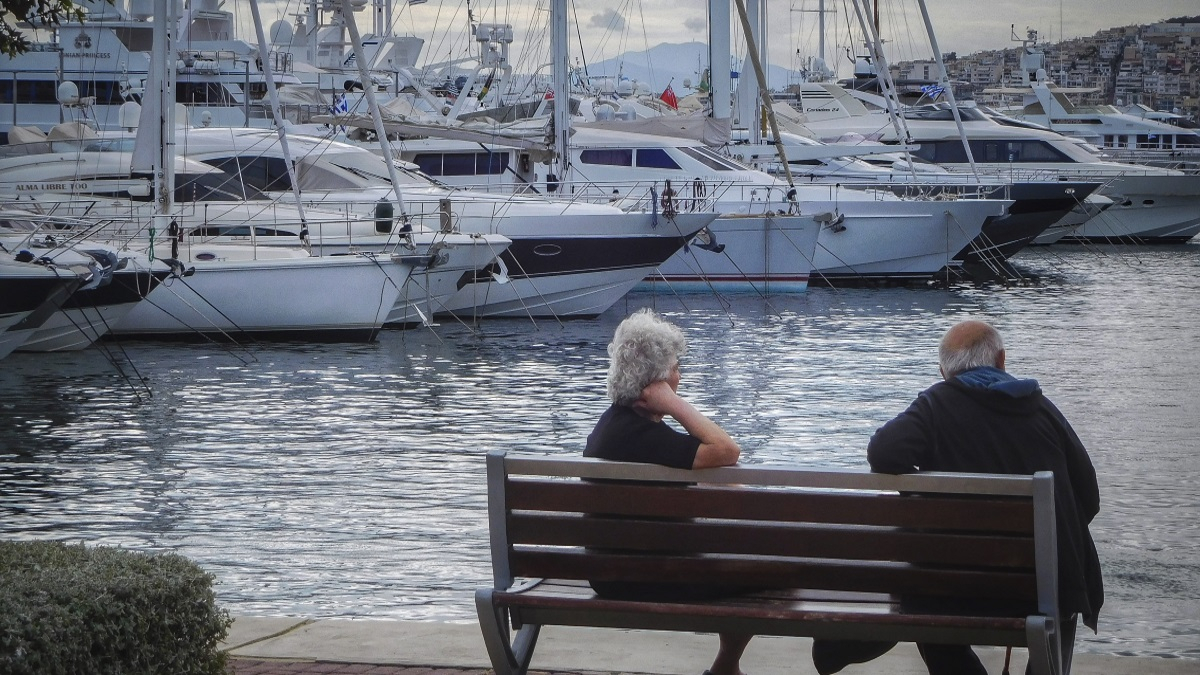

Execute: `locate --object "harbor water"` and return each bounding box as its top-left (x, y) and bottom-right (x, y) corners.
top-left (1, 244), bottom-right (1197, 661)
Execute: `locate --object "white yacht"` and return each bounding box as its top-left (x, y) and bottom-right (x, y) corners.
top-left (791, 83), bottom-right (1200, 244)
top-left (987, 29), bottom-right (1200, 167)
top-left (395, 126), bottom-right (1009, 285)
top-left (0, 0), bottom-right (314, 141)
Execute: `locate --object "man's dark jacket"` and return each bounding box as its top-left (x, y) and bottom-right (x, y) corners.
top-left (867, 366), bottom-right (1104, 631)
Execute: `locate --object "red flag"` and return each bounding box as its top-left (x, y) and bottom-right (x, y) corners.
top-left (544, 89), bottom-right (554, 100)
top-left (659, 84), bottom-right (678, 109)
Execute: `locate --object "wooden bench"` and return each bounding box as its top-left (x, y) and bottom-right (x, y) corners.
top-left (476, 451), bottom-right (1065, 675)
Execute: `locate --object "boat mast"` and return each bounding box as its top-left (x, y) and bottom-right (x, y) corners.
top-left (708, 0), bottom-right (731, 120)
top-left (731, 0), bottom-right (794, 185)
top-left (129, 0), bottom-right (177, 258)
top-left (551, 0), bottom-right (570, 187)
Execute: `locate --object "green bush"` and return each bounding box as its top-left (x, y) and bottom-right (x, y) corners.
top-left (0, 541), bottom-right (232, 675)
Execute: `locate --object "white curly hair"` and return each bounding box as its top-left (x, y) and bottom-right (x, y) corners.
top-left (606, 308), bottom-right (687, 406)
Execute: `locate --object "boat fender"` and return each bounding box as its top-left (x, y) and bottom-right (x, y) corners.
top-left (169, 220), bottom-right (181, 259)
top-left (374, 199), bottom-right (394, 234)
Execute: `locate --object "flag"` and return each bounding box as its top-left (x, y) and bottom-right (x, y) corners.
top-left (544, 89), bottom-right (554, 100)
top-left (659, 84), bottom-right (678, 109)
top-left (331, 93), bottom-right (349, 115)
top-left (920, 83), bottom-right (946, 100)
top-left (477, 70), bottom-right (496, 100)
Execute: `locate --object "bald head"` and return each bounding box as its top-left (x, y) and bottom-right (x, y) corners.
top-left (939, 320), bottom-right (1005, 380)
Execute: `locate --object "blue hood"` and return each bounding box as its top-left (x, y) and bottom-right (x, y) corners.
top-left (954, 366), bottom-right (1041, 398)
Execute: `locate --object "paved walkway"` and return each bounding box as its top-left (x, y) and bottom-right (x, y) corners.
top-left (229, 660), bottom-right (502, 675)
top-left (221, 617), bottom-right (1197, 675)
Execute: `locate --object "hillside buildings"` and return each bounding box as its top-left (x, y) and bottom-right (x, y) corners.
top-left (890, 17), bottom-right (1200, 121)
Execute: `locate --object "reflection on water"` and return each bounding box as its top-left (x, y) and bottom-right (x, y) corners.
top-left (1, 245), bottom-right (1198, 659)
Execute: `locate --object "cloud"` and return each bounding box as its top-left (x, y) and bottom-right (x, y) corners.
top-left (589, 9), bottom-right (626, 32)
top-left (684, 17), bottom-right (706, 33)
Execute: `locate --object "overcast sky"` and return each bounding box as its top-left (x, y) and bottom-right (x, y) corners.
top-left (248, 0), bottom-right (1199, 78)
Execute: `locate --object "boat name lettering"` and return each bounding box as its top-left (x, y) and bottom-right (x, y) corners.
top-left (64, 52), bottom-right (112, 59)
top-left (16, 182), bottom-right (88, 191)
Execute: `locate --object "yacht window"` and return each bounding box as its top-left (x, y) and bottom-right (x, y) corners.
top-left (2, 80), bottom-right (60, 104)
top-left (238, 156), bottom-right (291, 191)
top-left (412, 152), bottom-right (510, 176)
top-left (912, 140), bottom-right (1070, 164)
top-left (580, 148), bottom-right (633, 166)
top-left (635, 148), bottom-right (682, 169)
top-left (175, 171), bottom-right (258, 202)
top-left (477, 152), bottom-right (509, 175)
top-left (190, 226), bottom-right (298, 237)
top-left (993, 141), bottom-right (1072, 162)
top-left (411, 153), bottom-right (443, 175)
top-left (442, 153), bottom-right (480, 176)
top-left (679, 146), bottom-right (742, 171)
top-left (177, 82), bottom-right (236, 106)
top-left (1177, 134), bottom-right (1200, 148)
top-left (199, 157), bottom-right (290, 196)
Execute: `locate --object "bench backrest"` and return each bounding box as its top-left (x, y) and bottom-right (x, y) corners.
top-left (485, 452), bottom-right (1059, 620)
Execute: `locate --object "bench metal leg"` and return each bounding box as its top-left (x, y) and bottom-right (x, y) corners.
top-left (476, 589), bottom-right (541, 675)
top-left (1025, 616), bottom-right (1063, 675)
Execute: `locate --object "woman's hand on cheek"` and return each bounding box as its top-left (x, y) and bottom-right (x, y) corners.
top-left (637, 380), bottom-right (678, 417)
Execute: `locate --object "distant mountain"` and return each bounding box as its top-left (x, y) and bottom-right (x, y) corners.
top-left (582, 42), bottom-right (801, 94)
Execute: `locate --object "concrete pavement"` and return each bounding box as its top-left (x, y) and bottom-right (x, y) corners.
top-left (222, 617), bottom-right (1197, 675)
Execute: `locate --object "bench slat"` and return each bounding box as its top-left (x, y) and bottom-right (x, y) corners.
top-left (495, 584), bottom-right (1030, 646)
top-left (501, 457), bottom-right (1038, 497)
top-left (507, 513), bottom-right (1037, 568)
top-left (509, 550), bottom-right (1037, 602)
top-left (506, 479), bottom-right (1035, 533)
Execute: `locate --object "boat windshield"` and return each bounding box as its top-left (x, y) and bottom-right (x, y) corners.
top-left (902, 104), bottom-right (990, 122)
top-left (678, 146), bottom-right (745, 171)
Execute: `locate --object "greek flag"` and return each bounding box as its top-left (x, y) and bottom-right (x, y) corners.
top-left (920, 83), bottom-right (946, 100)
top-left (330, 93), bottom-right (348, 132)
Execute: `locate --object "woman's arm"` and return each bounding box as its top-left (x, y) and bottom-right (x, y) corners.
top-left (638, 381), bottom-right (740, 468)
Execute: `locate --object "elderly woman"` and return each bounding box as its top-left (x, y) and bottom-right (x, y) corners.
top-left (586, 308), bottom-right (739, 468)
top-left (584, 308), bottom-right (750, 675)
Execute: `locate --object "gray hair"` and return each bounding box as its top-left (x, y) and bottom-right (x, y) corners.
top-left (606, 308), bottom-right (686, 405)
top-left (939, 320), bottom-right (1004, 379)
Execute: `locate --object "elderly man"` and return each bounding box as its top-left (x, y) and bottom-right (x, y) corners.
top-left (813, 320), bottom-right (1104, 675)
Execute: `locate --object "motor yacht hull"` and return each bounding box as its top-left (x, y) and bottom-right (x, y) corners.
top-left (17, 268), bottom-right (160, 351)
top-left (810, 198), bottom-right (1007, 283)
top-left (639, 214), bottom-right (821, 293)
top-left (1069, 175), bottom-right (1200, 243)
top-left (0, 263), bottom-right (82, 358)
top-left (438, 215), bottom-right (709, 318)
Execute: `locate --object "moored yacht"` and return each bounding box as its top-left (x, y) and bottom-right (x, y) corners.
top-left (791, 83), bottom-right (1200, 244)
top-left (0, 212), bottom-right (163, 351)
top-left (394, 126), bottom-right (1008, 285)
top-left (0, 252), bottom-right (85, 358)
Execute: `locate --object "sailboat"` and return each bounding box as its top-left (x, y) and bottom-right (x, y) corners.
top-left (104, 0), bottom-right (417, 341)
